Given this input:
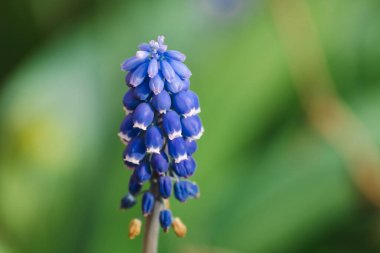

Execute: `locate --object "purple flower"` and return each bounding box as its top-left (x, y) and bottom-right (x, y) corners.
top-left (159, 210), bottom-right (172, 232)
top-left (145, 126), bottom-right (164, 154)
top-left (158, 176), bottom-right (172, 199)
top-left (149, 73), bottom-right (164, 95)
top-left (118, 36), bottom-right (204, 233)
top-left (151, 152), bottom-right (169, 175)
top-left (168, 137), bottom-right (188, 163)
top-left (150, 90), bottom-right (171, 113)
top-left (181, 115), bottom-right (204, 141)
top-left (172, 156), bottom-right (196, 178)
top-left (142, 192), bottom-right (155, 216)
top-left (174, 181), bottom-right (199, 202)
top-left (118, 114), bottom-right (140, 144)
top-left (133, 160), bottom-right (152, 183)
top-left (122, 88), bottom-right (140, 113)
top-left (172, 90), bottom-right (200, 117)
top-left (120, 193), bottom-right (136, 209)
top-left (128, 174), bottom-right (142, 195)
top-left (162, 111), bottom-right (182, 140)
top-left (133, 103), bottom-right (154, 130)
top-left (123, 136), bottom-right (146, 165)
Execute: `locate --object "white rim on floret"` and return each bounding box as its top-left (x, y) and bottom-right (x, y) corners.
top-left (187, 127), bottom-right (204, 141)
top-left (146, 147), bottom-right (161, 154)
top-left (133, 122), bottom-right (148, 130)
top-left (168, 131), bottom-right (182, 140)
top-left (118, 132), bottom-right (130, 144)
top-left (183, 107), bottom-right (201, 118)
top-left (174, 153), bottom-right (188, 163)
top-left (124, 155), bottom-right (141, 165)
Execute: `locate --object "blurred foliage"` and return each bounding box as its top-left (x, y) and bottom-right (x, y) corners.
top-left (1, 0), bottom-right (380, 252)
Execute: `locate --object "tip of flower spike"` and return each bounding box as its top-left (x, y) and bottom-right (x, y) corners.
top-left (157, 35), bottom-right (165, 44)
top-left (129, 219), bottom-right (142, 239)
top-left (172, 217), bottom-right (187, 238)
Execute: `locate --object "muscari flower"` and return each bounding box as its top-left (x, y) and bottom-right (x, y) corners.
top-left (118, 35), bottom-right (203, 236)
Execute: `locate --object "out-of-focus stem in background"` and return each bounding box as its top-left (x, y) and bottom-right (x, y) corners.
top-left (269, 0), bottom-right (380, 208)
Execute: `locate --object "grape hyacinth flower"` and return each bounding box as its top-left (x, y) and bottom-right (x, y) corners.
top-left (118, 36), bottom-right (203, 249)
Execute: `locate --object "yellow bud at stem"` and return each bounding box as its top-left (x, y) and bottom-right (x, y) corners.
top-left (129, 218), bottom-right (142, 239)
top-left (172, 217), bottom-right (187, 238)
top-left (164, 199), bottom-right (170, 209)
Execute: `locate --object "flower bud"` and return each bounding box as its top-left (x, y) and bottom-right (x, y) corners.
top-left (168, 137), bottom-right (187, 163)
top-left (174, 181), bottom-right (200, 202)
top-left (159, 176), bottom-right (172, 199)
top-left (148, 58), bottom-right (158, 78)
top-left (151, 152), bottom-right (169, 175)
top-left (130, 62), bottom-right (148, 87)
top-left (150, 90), bottom-right (171, 114)
top-left (128, 219), bottom-right (142, 239)
top-left (172, 90), bottom-right (200, 118)
top-left (181, 115), bottom-right (204, 141)
top-left (164, 50), bottom-right (186, 62)
top-left (119, 114), bottom-right (140, 144)
top-left (145, 126), bottom-right (164, 154)
top-left (133, 103), bottom-right (154, 130)
top-left (149, 74), bottom-right (164, 95)
top-left (142, 192), bottom-right (155, 216)
top-left (185, 140), bottom-right (197, 155)
top-left (159, 210), bottom-right (172, 232)
top-left (123, 136), bottom-right (146, 165)
top-left (121, 56), bottom-right (145, 71)
top-left (136, 50), bottom-right (150, 59)
top-left (173, 156), bottom-right (196, 178)
top-left (168, 59), bottom-right (192, 79)
top-left (122, 89), bottom-right (140, 112)
top-left (165, 75), bottom-right (184, 94)
top-left (133, 78), bottom-right (151, 100)
top-left (162, 111), bottom-right (182, 140)
top-left (133, 160), bottom-right (152, 184)
top-left (138, 43), bottom-right (151, 51)
top-left (182, 78), bottom-right (190, 90)
top-left (128, 174), bottom-right (142, 195)
top-left (172, 217), bottom-right (187, 238)
top-left (160, 60), bottom-right (176, 83)
top-left (120, 193), bottom-right (136, 209)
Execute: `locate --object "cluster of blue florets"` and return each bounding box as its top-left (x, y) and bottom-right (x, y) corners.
top-left (119, 36), bottom-right (203, 232)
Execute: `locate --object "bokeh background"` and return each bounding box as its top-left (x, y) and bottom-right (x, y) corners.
top-left (1, 0), bottom-right (380, 252)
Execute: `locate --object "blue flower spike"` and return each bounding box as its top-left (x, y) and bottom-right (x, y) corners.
top-left (118, 35), bottom-right (204, 238)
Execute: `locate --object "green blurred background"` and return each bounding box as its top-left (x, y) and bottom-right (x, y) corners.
top-left (1, 0), bottom-right (380, 252)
